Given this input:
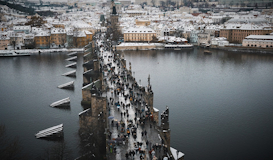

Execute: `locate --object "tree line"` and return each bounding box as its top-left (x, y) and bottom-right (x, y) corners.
top-left (0, 1), bottom-right (35, 15)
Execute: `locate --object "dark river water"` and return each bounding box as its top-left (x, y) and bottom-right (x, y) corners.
top-left (0, 52), bottom-right (84, 159)
top-left (121, 48), bottom-right (273, 160)
top-left (1, 48), bottom-right (273, 160)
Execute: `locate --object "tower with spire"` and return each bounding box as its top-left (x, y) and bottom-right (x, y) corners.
top-left (110, 0), bottom-right (118, 25)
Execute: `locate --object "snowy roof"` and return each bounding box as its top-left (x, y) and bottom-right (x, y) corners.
top-left (124, 10), bottom-right (147, 14)
top-left (224, 23), bottom-right (271, 30)
top-left (51, 28), bottom-right (66, 34)
top-left (35, 31), bottom-right (50, 37)
top-left (13, 25), bottom-right (31, 30)
top-left (158, 36), bottom-right (187, 42)
top-left (84, 30), bottom-right (93, 35)
top-left (74, 31), bottom-right (86, 37)
top-left (244, 35), bottom-right (273, 40)
top-left (72, 21), bottom-right (92, 29)
top-left (227, 17), bottom-right (269, 24)
top-left (124, 27), bottom-right (155, 34)
top-left (212, 37), bottom-right (228, 41)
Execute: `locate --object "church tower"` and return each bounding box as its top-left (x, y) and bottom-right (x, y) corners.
top-left (110, 0), bottom-right (118, 25)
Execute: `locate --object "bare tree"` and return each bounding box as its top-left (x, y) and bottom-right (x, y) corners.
top-left (108, 18), bottom-right (122, 43)
top-left (60, 35), bottom-right (66, 48)
top-left (151, 35), bottom-right (158, 43)
top-left (25, 16), bottom-right (46, 27)
top-left (229, 1), bottom-right (234, 7)
top-left (73, 28), bottom-right (80, 48)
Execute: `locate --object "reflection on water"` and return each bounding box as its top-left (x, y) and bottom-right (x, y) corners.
top-left (0, 49), bottom-right (273, 159)
top-left (78, 110), bottom-right (106, 159)
top-left (0, 52), bottom-right (84, 159)
top-left (120, 47), bottom-right (273, 160)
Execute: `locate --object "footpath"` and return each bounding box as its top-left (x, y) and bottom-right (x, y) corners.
top-left (97, 37), bottom-right (168, 160)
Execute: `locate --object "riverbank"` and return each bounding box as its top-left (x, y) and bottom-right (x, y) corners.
top-left (116, 43), bottom-right (273, 54)
top-left (210, 45), bottom-right (273, 54)
top-left (0, 48), bottom-right (84, 54)
top-left (115, 43), bottom-right (164, 50)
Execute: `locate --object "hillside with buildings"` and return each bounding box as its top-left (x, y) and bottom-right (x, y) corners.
top-left (0, 0), bottom-right (273, 51)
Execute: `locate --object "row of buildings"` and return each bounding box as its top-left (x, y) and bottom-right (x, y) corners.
top-left (0, 24), bottom-right (93, 50)
top-left (1, 1), bottom-right (273, 50)
top-left (115, 4), bottom-right (273, 48)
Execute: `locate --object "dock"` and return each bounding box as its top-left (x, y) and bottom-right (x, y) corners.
top-left (50, 97), bottom-right (70, 107)
top-left (35, 124), bottom-right (63, 139)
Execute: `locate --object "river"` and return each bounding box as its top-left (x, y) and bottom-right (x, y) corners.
top-left (0, 48), bottom-right (273, 159)
top-left (121, 48), bottom-right (273, 160)
top-left (0, 52), bottom-right (84, 159)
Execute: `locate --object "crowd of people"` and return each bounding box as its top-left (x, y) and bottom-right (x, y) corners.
top-left (96, 35), bottom-right (169, 160)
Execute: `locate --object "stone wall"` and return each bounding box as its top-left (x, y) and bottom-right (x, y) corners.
top-left (153, 108), bottom-right (159, 125)
top-left (91, 95), bottom-right (107, 117)
top-left (82, 89), bottom-right (91, 105)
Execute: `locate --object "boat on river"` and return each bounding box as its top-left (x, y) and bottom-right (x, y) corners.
top-left (204, 50), bottom-right (212, 55)
top-left (0, 51), bottom-right (30, 57)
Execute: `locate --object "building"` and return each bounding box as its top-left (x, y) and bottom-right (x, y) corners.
top-left (85, 30), bottom-right (93, 42)
top-left (10, 32), bottom-right (24, 50)
top-left (50, 28), bottom-right (67, 48)
top-left (190, 30), bottom-right (200, 44)
top-left (66, 29), bottom-right (74, 48)
top-left (13, 26), bottom-right (31, 34)
top-left (34, 31), bottom-right (50, 49)
top-left (0, 26), bottom-right (7, 32)
top-left (32, 27), bottom-right (44, 34)
top-left (220, 17), bottom-right (273, 43)
top-left (73, 30), bottom-right (89, 48)
top-left (123, 10), bottom-right (147, 17)
top-left (110, 0), bottom-right (119, 25)
top-left (123, 27), bottom-right (157, 42)
top-left (118, 0), bottom-right (131, 7)
top-left (211, 37), bottom-right (229, 47)
top-left (52, 23), bottom-right (65, 29)
top-left (135, 19), bottom-right (151, 26)
top-left (218, 0), bottom-right (272, 7)
top-left (0, 35), bottom-right (9, 50)
top-left (197, 32), bottom-right (211, 46)
top-left (24, 34), bottom-right (35, 49)
top-left (220, 25), bottom-right (273, 43)
top-left (242, 35), bottom-right (273, 48)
